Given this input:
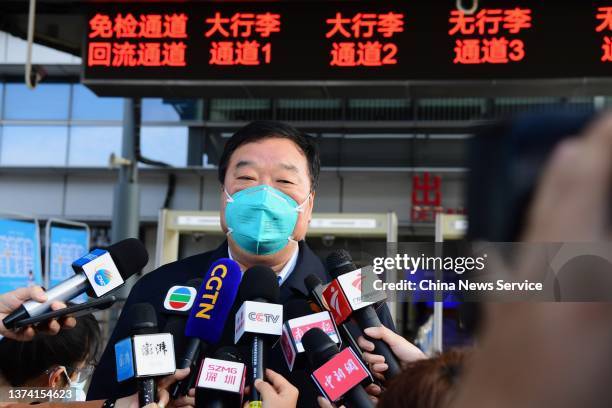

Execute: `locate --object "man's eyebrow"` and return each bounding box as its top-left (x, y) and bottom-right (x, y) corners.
top-left (279, 163), bottom-right (300, 173)
top-left (234, 160), bottom-right (254, 170)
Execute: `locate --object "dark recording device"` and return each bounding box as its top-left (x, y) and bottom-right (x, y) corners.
top-left (13, 295), bottom-right (116, 329)
top-left (463, 111), bottom-right (595, 334)
top-left (468, 111), bottom-right (595, 241)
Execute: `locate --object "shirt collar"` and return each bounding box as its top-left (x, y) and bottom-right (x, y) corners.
top-left (227, 244), bottom-right (300, 286)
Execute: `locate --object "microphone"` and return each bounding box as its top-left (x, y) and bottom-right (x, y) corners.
top-left (303, 328), bottom-right (373, 408)
top-left (175, 259), bottom-right (242, 397)
top-left (305, 274), bottom-right (365, 366)
top-left (324, 250), bottom-right (401, 379)
top-left (195, 346), bottom-right (247, 408)
top-left (3, 238), bottom-right (148, 329)
top-left (161, 278), bottom-right (202, 398)
top-left (234, 266), bottom-right (283, 407)
top-left (280, 299), bottom-right (341, 371)
top-left (114, 303), bottom-right (176, 407)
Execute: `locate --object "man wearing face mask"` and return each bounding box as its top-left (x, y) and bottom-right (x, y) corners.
top-left (87, 121), bottom-right (396, 406)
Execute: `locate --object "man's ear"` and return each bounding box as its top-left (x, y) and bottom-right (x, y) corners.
top-left (308, 190), bottom-right (316, 222)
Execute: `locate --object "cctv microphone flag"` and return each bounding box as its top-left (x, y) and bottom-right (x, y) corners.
top-left (234, 300), bottom-right (283, 344)
top-left (323, 268), bottom-right (387, 325)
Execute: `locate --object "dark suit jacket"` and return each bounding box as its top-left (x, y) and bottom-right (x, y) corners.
top-left (87, 241), bottom-right (395, 407)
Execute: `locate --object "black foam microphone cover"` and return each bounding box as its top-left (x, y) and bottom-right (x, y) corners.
top-left (284, 298), bottom-right (314, 322)
top-left (238, 265), bottom-right (280, 303)
top-left (106, 238), bottom-right (149, 280)
top-left (130, 302), bottom-right (158, 335)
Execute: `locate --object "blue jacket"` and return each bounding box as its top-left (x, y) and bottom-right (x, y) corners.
top-left (87, 240), bottom-right (396, 407)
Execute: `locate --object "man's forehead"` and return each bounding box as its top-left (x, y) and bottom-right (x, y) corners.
top-left (234, 160), bottom-right (300, 173)
top-left (229, 139), bottom-right (307, 170)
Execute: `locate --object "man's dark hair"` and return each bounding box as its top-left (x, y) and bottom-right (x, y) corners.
top-left (0, 312), bottom-right (101, 386)
top-left (218, 120), bottom-right (320, 191)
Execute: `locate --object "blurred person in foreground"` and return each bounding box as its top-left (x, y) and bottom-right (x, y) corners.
top-left (0, 286), bottom-right (76, 341)
top-left (350, 113), bottom-right (612, 407)
top-left (451, 113), bottom-right (612, 407)
top-left (0, 312), bottom-right (101, 402)
top-left (377, 349), bottom-right (468, 408)
top-left (323, 112), bottom-right (612, 408)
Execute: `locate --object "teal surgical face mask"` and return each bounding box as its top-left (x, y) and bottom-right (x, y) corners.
top-left (224, 185), bottom-right (310, 255)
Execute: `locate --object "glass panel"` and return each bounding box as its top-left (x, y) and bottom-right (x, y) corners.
top-left (72, 85), bottom-right (123, 120)
top-left (4, 83), bottom-right (70, 120)
top-left (68, 126), bottom-right (122, 166)
top-left (1, 126), bottom-right (68, 166)
top-left (140, 126), bottom-right (188, 167)
top-left (142, 98), bottom-right (201, 121)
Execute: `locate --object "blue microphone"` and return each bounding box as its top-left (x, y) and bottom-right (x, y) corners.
top-left (185, 258), bottom-right (242, 342)
top-left (171, 258), bottom-right (242, 397)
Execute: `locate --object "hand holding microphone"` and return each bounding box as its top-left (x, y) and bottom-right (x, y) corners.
top-left (357, 326), bottom-right (425, 382)
top-left (324, 250), bottom-right (403, 380)
top-left (115, 367), bottom-right (191, 408)
top-left (0, 286), bottom-right (76, 340)
top-left (3, 238), bottom-right (148, 330)
top-left (245, 369), bottom-right (299, 408)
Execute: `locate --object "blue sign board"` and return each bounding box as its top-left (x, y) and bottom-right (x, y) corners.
top-left (48, 225), bottom-right (89, 302)
top-left (0, 218), bottom-right (43, 295)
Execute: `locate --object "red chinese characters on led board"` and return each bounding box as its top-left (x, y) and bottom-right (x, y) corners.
top-left (88, 13), bottom-right (188, 67)
top-left (325, 12), bottom-right (404, 67)
top-left (204, 12), bottom-right (281, 66)
top-left (449, 8), bottom-right (532, 65)
top-left (595, 6), bottom-right (612, 62)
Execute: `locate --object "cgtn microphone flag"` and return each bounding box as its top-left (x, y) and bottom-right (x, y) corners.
top-left (185, 258), bottom-right (242, 342)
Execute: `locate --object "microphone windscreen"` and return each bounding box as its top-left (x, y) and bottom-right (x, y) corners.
top-left (304, 274), bottom-right (323, 293)
top-left (185, 258), bottom-right (242, 344)
top-left (326, 250), bottom-right (356, 279)
top-left (238, 265), bottom-right (280, 303)
top-left (302, 327), bottom-right (339, 367)
top-left (284, 299), bottom-right (313, 321)
top-left (107, 238), bottom-right (149, 280)
top-left (130, 302), bottom-right (158, 335)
